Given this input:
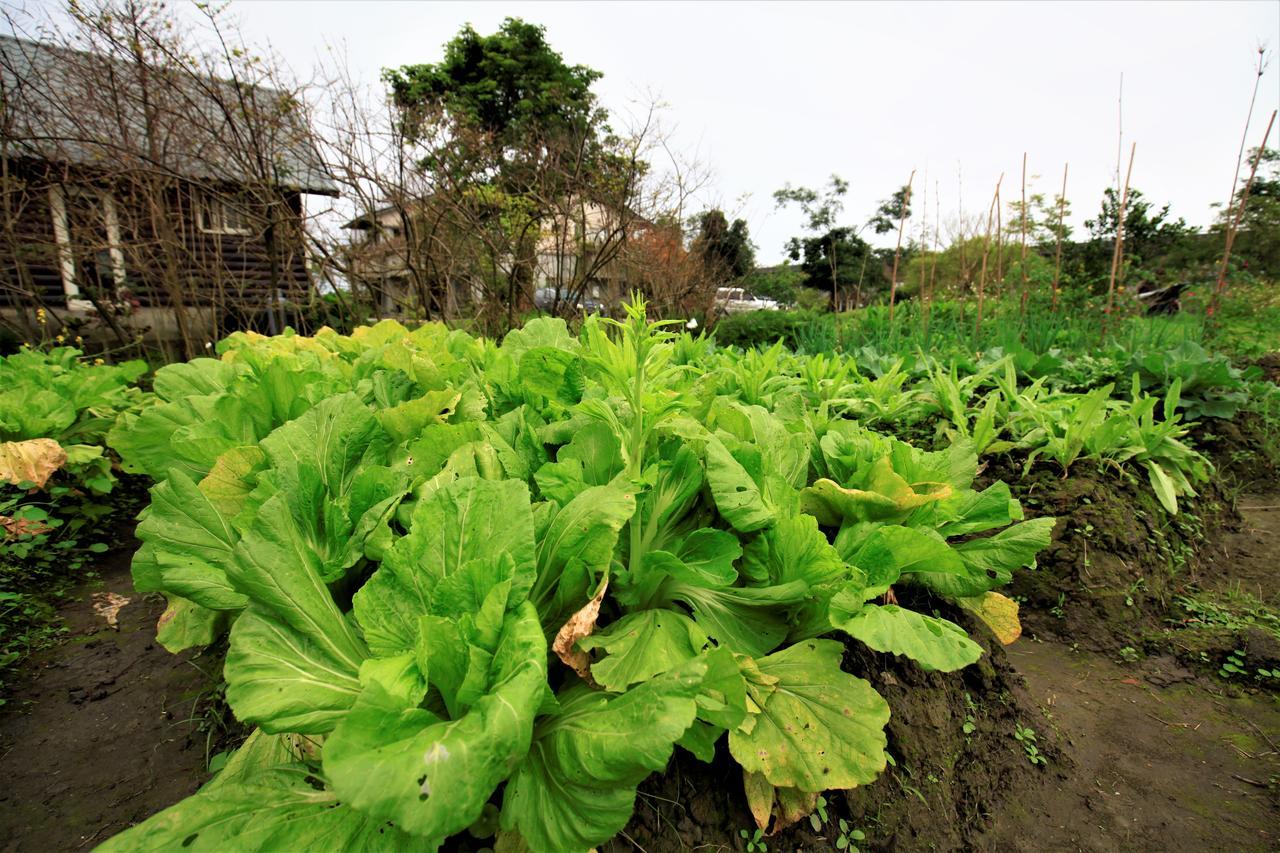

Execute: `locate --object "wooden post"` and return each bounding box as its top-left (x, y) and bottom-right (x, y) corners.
top-left (1103, 142), bottom-right (1136, 339)
top-left (1211, 109), bottom-right (1277, 315)
top-left (888, 170), bottom-right (915, 324)
top-left (976, 176), bottom-right (1002, 340)
top-left (1019, 152), bottom-right (1029, 315)
top-left (1052, 163), bottom-right (1068, 309)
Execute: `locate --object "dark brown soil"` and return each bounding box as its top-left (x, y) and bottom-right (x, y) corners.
top-left (991, 456), bottom-right (1236, 654)
top-left (0, 548), bottom-right (226, 852)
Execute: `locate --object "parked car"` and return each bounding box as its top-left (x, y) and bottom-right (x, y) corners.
top-left (533, 287), bottom-right (608, 315)
top-left (714, 287), bottom-right (780, 315)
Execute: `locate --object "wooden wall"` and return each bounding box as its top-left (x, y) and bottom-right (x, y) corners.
top-left (0, 159), bottom-right (314, 312)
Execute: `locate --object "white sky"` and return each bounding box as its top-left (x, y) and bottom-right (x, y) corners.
top-left (28, 0), bottom-right (1280, 262)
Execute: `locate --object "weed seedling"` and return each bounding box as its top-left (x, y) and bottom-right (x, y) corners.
top-left (1219, 649), bottom-right (1247, 679)
top-left (1014, 724), bottom-right (1047, 766)
top-left (835, 819), bottom-right (865, 851)
top-left (740, 827), bottom-right (767, 852)
top-left (962, 692), bottom-right (978, 736)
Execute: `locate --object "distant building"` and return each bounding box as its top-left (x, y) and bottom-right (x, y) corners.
top-left (0, 34), bottom-right (337, 347)
top-left (342, 196), bottom-right (643, 318)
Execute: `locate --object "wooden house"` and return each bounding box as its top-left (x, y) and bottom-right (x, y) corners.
top-left (0, 34), bottom-right (337, 349)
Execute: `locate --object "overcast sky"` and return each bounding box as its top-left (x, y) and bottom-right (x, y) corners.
top-left (31, 0), bottom-right (1280, 262)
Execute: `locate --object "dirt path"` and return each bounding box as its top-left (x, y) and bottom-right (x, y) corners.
top-left (980, 641), bottom-right (1279, 852)
top-left (981, 495), bottom-right (1280, 853)
top-left (0, 553), bottom-right (221, 853)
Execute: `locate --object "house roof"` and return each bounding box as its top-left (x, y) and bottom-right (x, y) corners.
top-left (343, 203), bottom-right (402, 230)
top-left (0, 34), bottom-right (338, 196)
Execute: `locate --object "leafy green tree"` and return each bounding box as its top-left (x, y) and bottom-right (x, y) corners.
top-left (1006, 191), bottom-right (1073, 247)
top-left (1080, 187), bottom-right (1195, 284)
top-left (384, 18), bottom-right (604, 153)
top-left (1214, 147), bottom-right (1280, 275)
top-left (692, 209), bottom-right (755, 281)
top-left (785, 227), bottom-right (884, 304)
top-left (868, 185), bottom-right (913, 235)
top-left (378, 18), bottom-right (660, 327)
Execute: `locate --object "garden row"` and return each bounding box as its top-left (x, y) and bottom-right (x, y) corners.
top-left (0, 300), bottom-right (1273, 850)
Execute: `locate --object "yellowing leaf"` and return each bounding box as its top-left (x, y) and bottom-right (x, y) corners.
top-left (958, 591), bottom-right (1022, 645)
top-left (742, 770), bottom-right (819, 835)
top-left (743, 770), bottom-right (773, 831)
top-left (0, 438), bottom-right (67, 489)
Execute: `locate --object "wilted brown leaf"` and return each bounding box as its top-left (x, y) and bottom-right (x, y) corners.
top-left (92, 591), bottom-right (131, 630)
top-left (0, 515), bottom-right (53, 539)
top-left (552, 577), bottom-right (608, 685)
top-left (0, 439), bottom-right (67, 489)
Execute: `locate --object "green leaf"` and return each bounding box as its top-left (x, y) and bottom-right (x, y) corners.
top-left (133, 470), bottom-right (245, 611)
top-left (95, 765), bottom-right (413, 852)
top-left (355, 477), bottom-right (536, 656)
top-left (500, 660), bottom-right (706, 853)
top-left (224, 495), bottom-right (369, 734)
top-left (833, 604), bottom-right (982, 672)
top-left (519, 347), bottom-right (586, 406)
top-left (846, 525), bottom-right (964, 599)
top-left (532, 480), bottom-right (635, 612)
top-left (668, 580), bottom-right (808, 657)
top-left (324, 602), bottom-right (547, 843)
top-left (154, 596), bottom-right (231, 653)
top-left (742, 514), bottom-right (845, 588)
top-left (953, 517), bottom-right (1057, 586)
top-left (705, 437), bottom-right (774, 532)
top-left (932, 481), bottom-right (1023, 538)
top-left (198, 447), bottom-right (267, 520)
top-left (729, 639), bottom-right (889, 792)
top-left (580, 609), bottom-right (710, 692)
top-left (375, 389), bottom-right (462, 444)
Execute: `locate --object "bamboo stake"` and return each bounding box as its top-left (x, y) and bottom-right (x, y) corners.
top-left (976, 175), bottom-right (1002, 340)
top-left (1221, 48), bottom-right (1269, 237)
top-left (1052, 163), bottom-right (1068, 309)
top-left (994, 181), bottom-right (1004, 288)
top-left (1019, 152), bottom-right (1029, 315)
top-left (888, 170), bottom-right (915, 324)
top-left (1103, 142), bottom-right (1136, 338)
top-left (925, 181), bottom-right (941, 341)
top-left (917, 177), bottom-right (929, 336)
top-left (1211, 109), bottom-right (1277, 314)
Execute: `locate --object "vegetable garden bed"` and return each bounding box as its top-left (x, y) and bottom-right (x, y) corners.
top-left (1, 299), bottom-right (1277, 852)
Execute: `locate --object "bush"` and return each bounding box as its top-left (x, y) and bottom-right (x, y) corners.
top-left (712, 310), bottom-right (832, 350)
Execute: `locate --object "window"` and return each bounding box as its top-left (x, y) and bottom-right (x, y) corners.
top-left (197, 191), bottom-right (256, 235)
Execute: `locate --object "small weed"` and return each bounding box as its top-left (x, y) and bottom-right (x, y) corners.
top-left (1118, 646), bottom-right (1141, 663)
top-left (834, 819), bottom-right (865, 851)
top-left (1014, 723), bottom-right (1048, 766)
top-left (962, 692), bottom-right (977, 736)
top-left (809, 794), bottom-right (830, 831)
top-left (1050, 593), bottom-right (1067, 620)
top-left (739, 827), bottom-right (767, 852)
top-left (1219, 649), bottom-right (1247, 679)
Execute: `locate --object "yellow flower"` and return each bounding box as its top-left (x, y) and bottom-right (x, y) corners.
top-left (35, 308), bottom-right (47, 324)
top-left (93, 358), bottom-right (105, 365)
top-left (55, 334), bottom-right (66, 343)
top-left (75, 336), bottom-right (83, 345)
